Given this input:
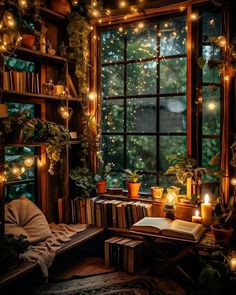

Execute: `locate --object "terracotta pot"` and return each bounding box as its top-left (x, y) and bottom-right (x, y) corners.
top-left (97, 180), bottom-right (107, 194)
top-left (127, 182), bottom-right (141, 199)
top-left (21, 34), bottom-right (35, 49)
top-left (50, 0), bottom-right (71, 15)
top-left (211, 224), bottom-right (234, 246)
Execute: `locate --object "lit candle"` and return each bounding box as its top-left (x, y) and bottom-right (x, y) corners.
top-left (201, 194), bottom-right (212, 226)
top-left (230, 257), bottom-right (236, 272)
top-left (192, 209), bottom-right (202, 223)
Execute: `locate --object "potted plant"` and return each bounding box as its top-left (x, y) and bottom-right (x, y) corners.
top-left (95, 162), bottom-right (112, 194)
top-left (122, 169), bottom-right (142, 198)
top-left (69, 166), bottom-right (96, 198)
top-left (18, 20), bottom-right (38, 49)
top-left (165, 154), bottom-right (224, 198)
top-left (25, 118), bottom-right (70, 175)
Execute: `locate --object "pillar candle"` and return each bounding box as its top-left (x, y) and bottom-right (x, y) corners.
top-left (192, 209), bottom-right (202, 223)
top-left (186, 177), bottom-right (192, 199)
top-left (201, 194), bottom-right (212, 226)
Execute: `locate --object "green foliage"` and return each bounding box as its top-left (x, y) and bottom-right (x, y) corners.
top-left (0, 234), bottom-right (28, 272)
top-left (67, 12), bottom-right (92, 95)
top-left (69, 166), bottom-right (96, 198)
top-left (214, 194), bottom-right (236, 228)
top-left (165, 154), bottom-right (224, 186)
top-left (95, 162), bottom-right (112, 181)
top-left (26, 118), bottom-right (71, 175)
top-left (122, 169), bottom-right (142, 183)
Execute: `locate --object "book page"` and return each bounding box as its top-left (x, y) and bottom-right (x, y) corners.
top-left (165, 219), bottom-right (201, 234)
top-left (132, 217), bottom-right (171, 231)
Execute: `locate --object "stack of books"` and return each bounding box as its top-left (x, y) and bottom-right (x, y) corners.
top-left (104, 237), bottom-right (143, 273)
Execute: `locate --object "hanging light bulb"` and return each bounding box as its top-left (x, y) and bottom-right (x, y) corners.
top-left (11, 166), bottom-right (21, 177)
top-left (86, 91), bottom-right (97, 100)
top-left (217, 35), bottom-right (227, 47)
top-left (21, 166), bottom-right (26, 174)
top-left (72, 0), bottom-right (79, 5)
top-left (61, 110), bottom-right (70, 120)
top-left (24, 158), bottom-right (34, 167)
top-left (18, 0), bottom-right (28, 9)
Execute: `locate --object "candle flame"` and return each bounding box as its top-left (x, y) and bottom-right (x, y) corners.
top-left (195, 209), bottom-right (199, 217)
top-left (204, 194), bottom-right (209, 204)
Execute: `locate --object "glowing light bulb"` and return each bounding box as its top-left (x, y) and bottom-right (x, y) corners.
top-left (208, 102), bottom-right (216, 111)
top-left (61, 110), bottom-right (70, 120)
top-left (209, 19), bottom-right (215, 25)
top-left (106, 9), bottom-right (111, 15)
top-left (119, 1), bottom-right (127, 8)
top-left (231, 178), bottom-right (236, 186)
top-left (179, 6), bottom-right (185, 11)
top-left (7, 18), bottom-right (15, 29)
top-left (190, 13), bottom-right (198, 21)
top-left (18, 0), bottom-right (28, 9)
top-left (224, 75), bottom-right (230, 81)
top-left (118, 26), bottom-right (123, 32)
top-left (72, 0), bottom-right (78, 6)
top-left (21, 167), bottom-right (26, 173)
top-left (87, 91), bottom-right (97, 100)
top-left (217, 35), bottom-right (227, 47)
top-left (138, 22), bottom-right (144, 29)
top-left (24, 158), bottom-right (34, 167)
top-left (11, 166), bottom-right (21, 176)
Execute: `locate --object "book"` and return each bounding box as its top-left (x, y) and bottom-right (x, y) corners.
top-left (127, 240), bottom-right (143, 274)
top-left (131, 217), bottom-right (206, 242)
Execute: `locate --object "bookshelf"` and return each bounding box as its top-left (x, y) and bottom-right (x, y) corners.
top-left (0, 4), bottom-right (82, 231)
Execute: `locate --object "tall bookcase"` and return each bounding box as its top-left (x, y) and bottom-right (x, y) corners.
top-left (0, 7), bottom-right (82, 233)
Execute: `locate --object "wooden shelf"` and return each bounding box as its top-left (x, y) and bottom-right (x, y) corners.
top-left (13, 47), bottom-right (67, 64)
top-left (2, 90), bottom-right (80, 102)
top-left (39, 7), bottom-right (67, 22)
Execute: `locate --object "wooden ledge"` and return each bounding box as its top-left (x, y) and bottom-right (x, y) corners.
top-left (0, 226), bottom-right (104, 288)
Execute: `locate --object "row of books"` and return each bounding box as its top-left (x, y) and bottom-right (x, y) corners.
top-left (104, 236), bottom-right (143, 273)
top-left (70, 197), bottom-right (153, 229)
top-left (3, 71), bottom-right (40, 94)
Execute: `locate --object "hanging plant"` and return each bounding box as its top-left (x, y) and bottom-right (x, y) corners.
top-left (67, 12), bottom-right (92, 95)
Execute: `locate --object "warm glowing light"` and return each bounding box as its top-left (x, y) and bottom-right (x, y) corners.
top-left (0, 174), bottom-right (6, 182)
top-left (224, 75), bottom-right (230, 81)
top-left (72, 0), bottom-right (78, 6)
top-left (209, 19), bottom-right (215, 25)
top-left (217, 35), bottom-right (227, 47)
top-left (157, 32), bottom-right (162, 37)
top-left (21, 167), bottom-right (26, 173)
top-left (204, 194), bottom-right (209, 204)
top-left (138, 22), bottom-right (144, 29)
top-left (208, 102), bottom-right (216, 111)
top-left (87, 91), bottom-right (97, 100)
top-left (119, 1), bottom-right (127, 8)
top-left (24, 158), bottom-right (34, 167)
top-left (92, 9), bottom-right (99, 17)
top-left (38, 159), bottom-right (43, 167)
top-left (231, 178), bottom-right (236, 186)
top-left (11, 166), bottom-right (21, 176)
top-left (61, 110), bottom-right (70, 120)
top-left (18, 0), bottom-right (28, 9)
top-left (106, 9), bottom-right (111, 15)
top-left (190, 13), bottom-right (198, 21)
top-left (164, 23), bottom-right (168, 28)
top-left (179, 6), bottom-right (185, 11)
top-left (118, 26), bottom-right (123, 32)
top-left (195, 209), bottom-right (199, 217)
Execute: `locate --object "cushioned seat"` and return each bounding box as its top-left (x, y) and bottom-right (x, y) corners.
top-left (5, 196), bottom-right (51, 244)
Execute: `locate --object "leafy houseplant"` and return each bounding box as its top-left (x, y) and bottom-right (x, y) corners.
top-left (69, 166), bottom-right (96, 198)
top-left (122, 169), bottom-right (142, 198)
top-left (164, 154), bottom-right (224, 197)
top-left (95, 163), bottom-right (112, 194)
top-left (0, 234), bottom-right (28, 273)
top-left (25, 118), bottom-right (71, 175)
top-left (18, 19), bottom-right (39, 49)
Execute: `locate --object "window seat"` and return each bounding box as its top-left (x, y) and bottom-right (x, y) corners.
top-left (0, 225), bottom-right (104, 288)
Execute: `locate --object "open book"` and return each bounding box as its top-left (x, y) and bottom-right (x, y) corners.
top-left (131, 217), bottom-right (205, 242)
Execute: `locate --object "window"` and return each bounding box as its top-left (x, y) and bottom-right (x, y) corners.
top-left (101, 15), bottom-right (187, 190)
top-left (100, 10), bottom-right (222, 193)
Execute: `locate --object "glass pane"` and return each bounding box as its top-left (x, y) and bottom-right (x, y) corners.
top-left (127, 98), bottom-right (156, 132)
top-left (141, 174), bottom-right (157, 192)
top-left (160, 16), bottom-right (186, 56)
top-left (102, 99), bottom-right (124, 132)
top-left (202, 12), bottom-right (221, 42)
top-left (7, 103), bottom-right (35, 118)
top-left (107, 172), bottom-right (124, 188)
top-left (102, 65), bottom-right (124, 97)
top-left (127, 25), bottom-right (157, 60)
top-left (159, 136), bottom-right (186, 171)
top-left (159, 96), bottom-right (186, 132)
top-left (5, 182), bottom-right (35, 203)
top-left (127, 135), bottom-right (156, 171)
top-left (159, 175), bottom-right (180, 191)
top-left (160, 58), bottom-right (186, 93)
top-left (202, 45), bottom-right (221, 83)
top-left (102, 135), bottom-right (124, 169)
top-left (127, 61), bottom-right (156, 95)
top-left (202, 86), bottom-right (220, 135)
top-left (5, 146), bottom-right (36, 181)
top-left (202, 138), bottom-right (220, 168)
top-left (101, 30), bottom-right (124, 63)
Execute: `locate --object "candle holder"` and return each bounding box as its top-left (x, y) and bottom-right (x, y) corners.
top-left (163, 192), bottom-right (177, 220)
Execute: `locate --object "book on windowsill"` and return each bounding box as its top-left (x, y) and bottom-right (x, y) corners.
top-left (131, 217), bottom-right (206, 242)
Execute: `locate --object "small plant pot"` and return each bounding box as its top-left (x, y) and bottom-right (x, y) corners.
top-left (127, 182), bottom-right (141, 199)
top-left (211, 224), bottom-right (234, 246)
top-left (97, 180), bottom-right (107, 194)
top-left (21, 34), bottom-right (35, 49)
top-left (50, 0), bottom-right (71, 15)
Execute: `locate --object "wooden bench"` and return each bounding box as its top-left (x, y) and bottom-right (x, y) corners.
top-left (0, 226), bottom-right (104, 288)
